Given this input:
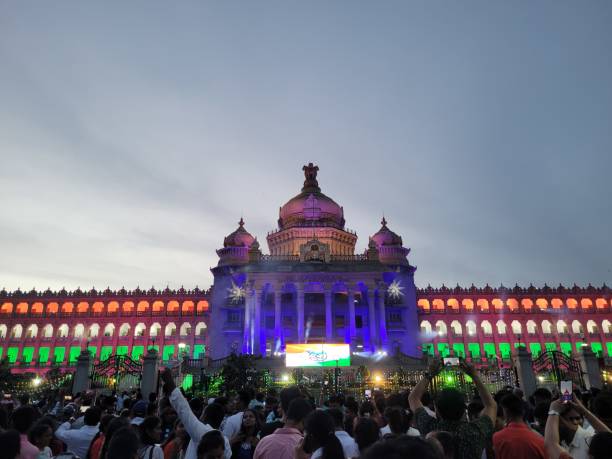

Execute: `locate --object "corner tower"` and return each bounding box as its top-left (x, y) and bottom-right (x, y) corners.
top-left (266, 163), bottom-right (358, 256)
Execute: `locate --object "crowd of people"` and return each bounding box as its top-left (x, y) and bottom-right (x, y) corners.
top-left (1, 358), bottom-right (612, 459)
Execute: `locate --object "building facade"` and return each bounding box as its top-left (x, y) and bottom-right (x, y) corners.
top-left (0, 164), bottom-right (611, 373)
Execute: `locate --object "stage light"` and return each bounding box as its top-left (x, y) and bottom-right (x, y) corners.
top-left (32, 377), bottom-right (42, 387)
top-left (374, 373), bottom-right (382, 383)
top-left (281, 373), bottom-right (289, 382)
top-left (381, 351), bottom-right (388, 357)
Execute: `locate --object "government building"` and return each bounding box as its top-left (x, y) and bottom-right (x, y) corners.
top-left (1, 164), bottom-right (611, 373)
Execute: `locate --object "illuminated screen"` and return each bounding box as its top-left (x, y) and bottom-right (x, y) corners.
top-left (285, 343), bottom-right (351, 367)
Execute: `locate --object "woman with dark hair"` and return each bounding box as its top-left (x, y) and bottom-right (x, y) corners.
top-left (197, 430), bottom-right (226, 459)
top-left (28, 421), bottom-right (53, 458)
top-left (162, 420), bottom-right (189, 459)
top-left (107, 427), bottom-right (140, 459)
top-left (300, 410), bottom-right (344, 459)
top-left (0, 429), bottom-right (21, 459)
top-left (138, 416), bottom-right (164, 459)
top-left (230, 409), bottom-right (261, 459)
top-left (100, 417), bottom-right (130, 459)
top-left (353, 417), bottom-right (380, 453)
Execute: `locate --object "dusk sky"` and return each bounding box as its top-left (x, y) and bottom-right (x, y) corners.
top-left (1, 2), bottom-right (611, 291)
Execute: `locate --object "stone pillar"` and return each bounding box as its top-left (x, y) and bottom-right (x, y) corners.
top-left (140, 349), bottom-right (159, 399)
top-left (580, 347), bottom-right (603, 390)
top-left (378, 285), bottom-right (388, 349)
top-left (297, 285), bottom-right (305, 343)
top-left (347, 289), bottom-right (356, 342)
top-left (254, 288), bottom-right (263, 355)
top-left (514, 346), bottom-right (537, 396)
top-left (325, 288), bottom-right (333, 341)
top-left (368, 287), bottom-right (377, 351)
top-left (243, 288), bottom-right (252, 354)
top-left (72, 350), bottom-right (92, 395)
top-left (274, 288), bottom-right (282, 350)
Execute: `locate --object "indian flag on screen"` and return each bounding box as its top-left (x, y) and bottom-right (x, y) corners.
top-left (285, 343), bottom-right (351, 367)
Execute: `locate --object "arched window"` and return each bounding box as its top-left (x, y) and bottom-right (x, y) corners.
top-left (492, 299), bottom-right (503, 312)
top-left (150, 323), bottom-right (161, 337)
top-left (526, 320), bottom-right (537, 335)
top-left (74, 324), bottom-right (85, 339)
top-left (46, 302), bottom-right (59, 314)
top-left (16, 302), bottom-right (28, 314)
top-left (167, 301), bottom-right (179, 313)
top-left (1, 302), bottom-right (13, 314)
top-left (26, 324), bottom-right (38, 339)
top-left (165, 322), bottom-right (177, 337)
top-left (507, 299), bottom-right (519, 311)
top-left (418, 299), bottom-right (430, 311)
top-left (31, 302), bottom-right (43, 314)
top-left (432, 299), bottom-right (444, 311)
top-left (541, 320), bottom-right (553, 334)
top-left (581, 299), bottom-right (593, 310)
top-left (420, 320), bottom-right (432, 335)
top-left (134, 323), bottom-right (146, 337)
top-left (596, 298), bottom-right (607, 310)
top-left (567, 298), bottom-right (578, 309)
top-left (119, 323), bottom-right (130, 337)
top-left (477, 299), bottom-right (489, 312)
top-left (571, 320), bottom-right (583, 335)
top-left (61, 302), bottom-right (74, 314)
top-left (88, 324), bottom-right (100, 338)
top-left (180, 322), bottom-right (191, 336)
top-left (42, 324), bottom-right (53, 338)
top-left (450, 320), bottom-right (462, 335)
top-left (447, 299), bottom-right (459, 312)
top-left (466, 321), bottom-right (477, 336)
top-left (196, 301), bottom-right (209, 313)
top-left (152, 301), bottom-right (164, 313)
top-left (551, 298), bottom-right (563, 309)
top-left (602, 320), bottom-right (612, 334)
top-left (107, 301), bottom-right (119, 314)
top-left (521, 299), bottom-right (533, 311)
top-left (0, 324), bottom-right (7, 339)
top-left (587, 320), bottom-right (598, 334)
top-left (536, 298), bottom-right (548, 310)
top-left (435, 320), bottom-right (447, 336)
top-left (11, 324), bottom-right (23, 339)
top-left (496, 320), bottom-right (507, 334)
top-left (557, 320), bottom-right (569, 334)
top-left (92, 302), bottom-right (104, 313)
top-left (103, 324), bottom-right (115, 337)
top-left (182, 301), bottom-right (194, 314)
top-left (481, 320), bottom-right (493, 335)
top-left (195, 322), bottom-right (207, 335)
top-left (511, 320), bottom-right (522, 335)
top-left (122, 302), bottom-right (134, 314)
top-left (137, 301), bottom-right (149, 313)
top-left (57, 324), bottom-right (69, 338)
top-left (77, 302), bottom-right (89, 313)
top-left (462, 299), bottom-right (474, 311)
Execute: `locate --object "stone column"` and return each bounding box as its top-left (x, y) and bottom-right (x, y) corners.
top-left (580, 347), bottom-right (603, 390)
top-left (367, 287), bottom-right (377, 351)
top-left (514, 347), bottom-right (537, 396)
top-left (296, 284), bottom-right (305, 343)
top-left (378, 285), bottom-right (388, 349)
top-left (243, 287), bottom-right (252, 354)
top-left (347, 288), bottom-right (356, 342)
top-left (253, 288), bottom-right (263, 355)
top-left (274, 287), bottom-right (282, 350)
top-left (72, 350), bottom-right (92, 395)
top-left (140, 349), bottom-right (159, 399)
top-left (325, 288), bottom-right (333, 341)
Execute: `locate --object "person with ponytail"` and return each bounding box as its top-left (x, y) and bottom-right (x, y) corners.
top-left (299, 410), bottom-right (345, 459)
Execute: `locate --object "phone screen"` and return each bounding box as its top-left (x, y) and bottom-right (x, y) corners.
top-left (364, 389), bottom-right (372, 398)
top-left (443, 357), bottom-right (460, 366)
top-left (560, 381), bottom-right (573, 402)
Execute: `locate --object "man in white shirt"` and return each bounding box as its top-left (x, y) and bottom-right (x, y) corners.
top-left (161, 369), bottom-right (232, 459)
top-left (221, 390), bottom-right (251, 440)
top-left (55, 407), bottom-right (101, 459)
top-left (559, 405), bottom-right (595, 459)
top-left (328, 408), bottom-right (360, 458)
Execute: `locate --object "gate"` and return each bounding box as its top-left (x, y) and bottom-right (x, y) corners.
top-left (90, 355), bottom-right (143, 392)
top-left (532, 351), bottom-right (584, 389)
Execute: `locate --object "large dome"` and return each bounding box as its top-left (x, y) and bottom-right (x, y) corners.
top-left (278, 163), bottom-right (345, 230)
top-left (370, 217), bottom-right (403, 247)
top-left (223, 218), bottom-right (256, 248)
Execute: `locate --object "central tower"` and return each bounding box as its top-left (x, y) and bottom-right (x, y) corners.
top-left (266, 163), bottom-right (358, 256)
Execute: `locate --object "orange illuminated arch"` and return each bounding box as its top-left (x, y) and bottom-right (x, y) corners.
top-left (567, 298), bottom-right (578, 309)
top-left (107, 301), bottom-right (119, 314)
top-left (477, 299), bottom-right (489, 312)
top-left (46, 302), bottom-right (58, 314)
top-left (596, 298), bottom-right (607, 310)
top-left (432, 299), bottom-right (444, 311)
top-left (417, 299), bottom-right (430, 311)
top-left (182, 301), bottom-right (194, 313)
top-left (551, 298), bottom-right (563, 309)
top-left (61, 302), bottom-right (74, 313)
top-left (167, 301), bottom-right (179, 312)
top-left (447, 298), bottom-right (459, 311)
top-left (507, 298), bottom-right (519, 311)
top-left (122, 301), bottom-right (134, 313)
top-left (196, 300), bottom-right (209, 313)
top-left (535, 298), bottom-right (548, 310)
top-left (137, 301), bottom-right (149, 313)
top-left (16, 302), bottom-right (28, 314)
top-left (521, 299), bottom-right (533, 311)
top-left (77, 302), bottom-right (89, 313)
top-left (31, 302), bottom-right (43, 314)
top-left (581, 298), bottom-right (593, 310)
top-left (462, 299), bottom-right (474, 311)
top-left (152, 301), bottom-right (164, 312)
top-left (1, 302), bottom-right (13, 314)
top-left (92, 302), bottom-right (104, 313)
top-left (492, 298), bottom-right (503, 311)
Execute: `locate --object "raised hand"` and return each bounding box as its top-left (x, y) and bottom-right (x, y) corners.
top-left (161, 368), bottom-right (176, 395)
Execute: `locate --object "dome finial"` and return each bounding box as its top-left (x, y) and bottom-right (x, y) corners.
top-left (238, 217), bottom-right (244, 227)
top-left (381, 215), bottom-right (387, 227)
top-left (302, 163), bottom-right (320, 192)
